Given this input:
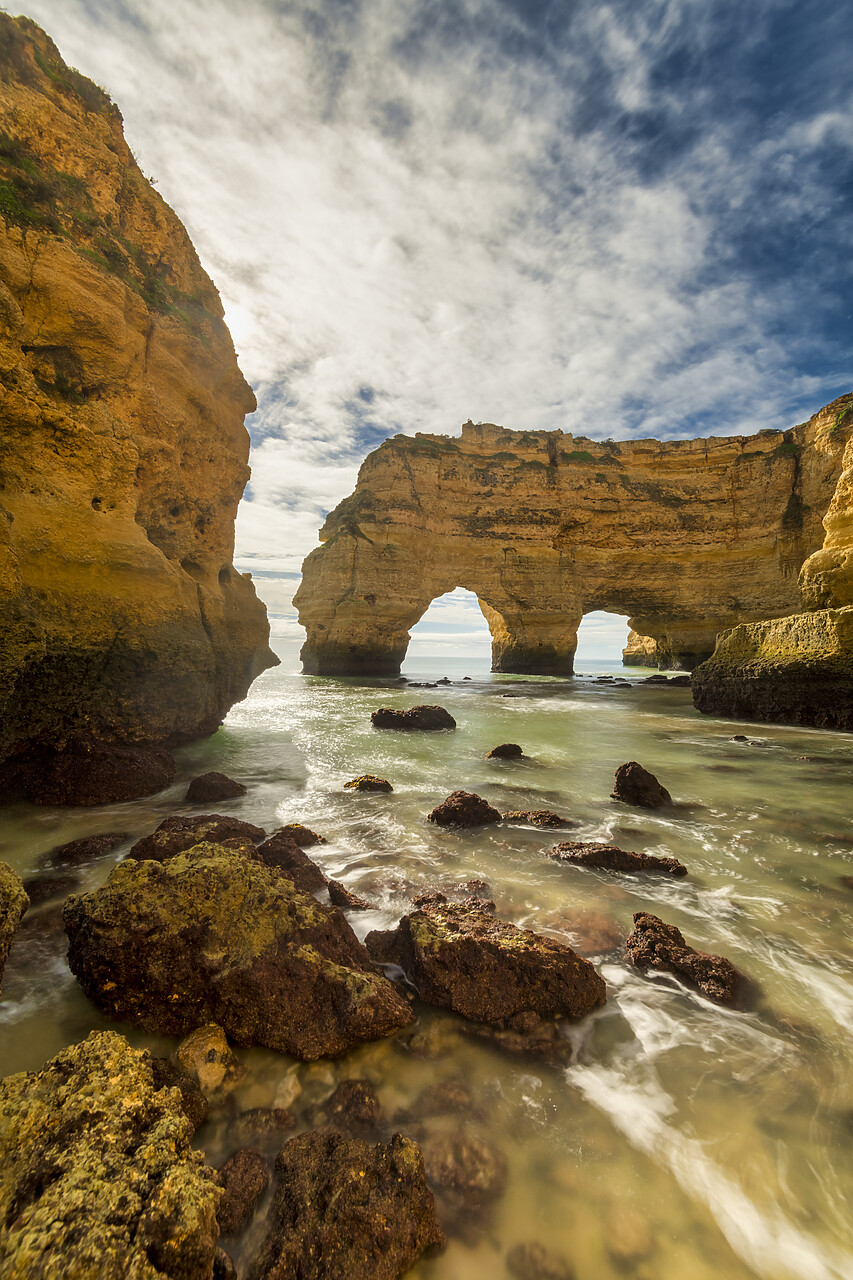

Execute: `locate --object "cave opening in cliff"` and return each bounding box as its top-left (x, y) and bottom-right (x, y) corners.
top-left (573, 610), bottom-right (631, 673)
top-left (404, 587), bottom-right (493, 677)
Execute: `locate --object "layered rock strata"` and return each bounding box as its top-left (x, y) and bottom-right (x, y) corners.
top-left (0, 1030), bottom-right (220, 1279)
top-left (692, 400), bottom-right (853, 728)
top-left (0, 16), bottom-right (275, 804)
top-left (296, 400), bottom-right (852, 675)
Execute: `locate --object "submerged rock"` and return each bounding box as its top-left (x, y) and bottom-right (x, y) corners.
top-left (21, 870), bottom-right (80, 907)
top-left (486, 742), bottom-right (523, 759)
top-left (217, 1149), bottom-right (269, 1237)
top-left (0, 1030), bottom-right (220, 1278)
top-left (127, 814), bottom-right (266, 862)
top-left (427, 791), bottom-right (502, 828)
top-left (343, 775), bottom-right (393, 792)
top-left (64, 843), bottom-right (414, 1058)
top-left (365, 898), bottom-right (606, 1024)
top-left (247, 1130), bottom-right (444, 1280)
top-left (503, 810), bottom-right (576, 829)
top-left (185, 772), bottom-right (247, 803)
top-left (327, 879), bottom-right (372, 911)
top-left (421, 1131), bottom-right (507, 1240)
top-left (277, 823), bottom-right (327, 847)
top-left (506, 1241), bottom-right (576, 1280)
top-left (256, 831), bottom-right (327, 893)
top-left (0, 863), bottom-right (28, 991)
top-left (611, 761), bottom-right (672, 808)
top-left (305, 1079), bottom-right (382, 1138)
top-left (230, 1108), bottom-right (297, 1146)
top-left (371, 705), bottom-right (457, 731)
top-left (625, 912), bottom-right (752, 1006)
top-left (548, 841), bottom-right (687, 876)
top-left (38, 831), bottom-right (127, 869)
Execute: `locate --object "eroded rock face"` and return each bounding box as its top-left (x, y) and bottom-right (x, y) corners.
top-left (63, 843), bottom-right (414, 1058)
top-left (0, 862), bottom-right (28, 990)
top-left (295, 403), bottom-right (853, 676)
top-left (247, 1130), bottom-right (444, 1280)
top-left (625, 912), bottom-right (752, 1006)
top-left (549, 841), bottom-right (686, 876)
top-left (365, 898), bottom-right (606, 1024)
top-left (0, 16), bottom-right (275, 804)
top-left (0, 1030), bottom-right (220, 1278)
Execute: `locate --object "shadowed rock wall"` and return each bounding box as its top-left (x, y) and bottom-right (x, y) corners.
top-left (0, 17), bottom-right (276, 802)
top-left (296, 398), bottom-right (852, 678)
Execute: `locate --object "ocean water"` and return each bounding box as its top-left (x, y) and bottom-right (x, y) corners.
top-left (1, 641), bottom-right (852, 1279)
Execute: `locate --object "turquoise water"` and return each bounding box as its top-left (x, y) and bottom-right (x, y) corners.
top-left (1, 641), bottom-right (852, 1279)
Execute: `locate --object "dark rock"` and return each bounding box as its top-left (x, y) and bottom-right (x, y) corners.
top-left (411, 879), bottom-right (493, 907)
top-left (371, 705), bottom-right (457, 731)
top-left (173, 1024), bottom-right (246, 1097)
top-left (625, 912), bottom-right (753, 1006)
top-left (0, 862), bottom-right (28, 991)
top-left (327, 879), bottom-right (372, 911)
top-left (256, 831), bottom-right (327, 893)
top-left (507, 1242), bottom-right (576, 1280)
top-left (645, 674), bottom-right (669, 683)
top-left (0, 1031), bottom-right (219, 1276)
top-left (462, 1015), bottom-right (575, 1065)
top-left (427, 791), bottom-right (501, 828)
top-left (230, 1108), bottom-right (297, 1144)
top-left (365, 898), bottom-right (606, 1025)
top-left (246, 1130), bottom-right (444, 1280)
top-left (17, 741), bottom-right (176, 806)
top-left (538, 909), bottom-right (626, 958)
top-left (840, 875), bottom-right (853, 892)
top-left (503, 810), bottom-right (576, 829)
top-left (421, 1131), bottom-right (507, 1240)
top-left (731, 734), bottom-right (748, 741)
top-left (485, 743), bottom-right (523, 759)
top-left (668, 674), bottom-right (691, 687)
top-left (149, 1055), bottom-right (209, 1133)
top-left (127, 814), bottom-right (266, 862)
top-left (38, 831), bottom-right (127, 869)
top-left (277, 823), bottom-right (327, 847)
top-left (21, 870), bottom-right (81, 907)
top-left (64, 843), bottom-right (415, 1058)
top-left (398, 1077), bottom-right (478, 1122)
top-left (185, 772), bottom-right (247, 803)
top-left (548, 841), bottom-right (687, 877)
top-left (343, 775), bottom-right (393, 792)
top-left (217, 1148), bottom-right (269, 1236)
top-left (213, 1248), bottom-right (238, 1280)
top-left (306, 1080), bottom-right (382, 1138)
top-left (611, 761), bottom-right (672, 808)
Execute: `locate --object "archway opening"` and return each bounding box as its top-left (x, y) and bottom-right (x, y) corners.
top-left (573, 611), bottom-right (632, 675)
top-left (404, 588), bottom-right (493, 679)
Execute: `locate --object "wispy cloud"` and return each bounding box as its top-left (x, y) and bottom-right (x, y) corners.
top-left (22, 0), bottom-right (853, 629)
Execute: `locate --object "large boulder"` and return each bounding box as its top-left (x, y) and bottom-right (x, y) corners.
top-left (548, 842), bottom-right (687, 877)
top-left (185, 772), bottom-right (247, 803)
top-left (127, 814), bottom-right (266, 862)
top-left (427, 791), bottom-right (501, 828)
top-left (371, 705), bottom-right (456, 731)
top-left (365, 896), bottom-right (606, 1024)
top-left (0, 862), bottom-right (28, 991)
top-left (247, 1130), bottom-right (444, 1280)
top-left (63, 843), bottom-right (414, 1058)
top-left (611, 761), bottom-right (672, 808)
top-left (0, 1031), bottom-right (220, 1278)
top-left (625, 912), bottom-right (752, 1006)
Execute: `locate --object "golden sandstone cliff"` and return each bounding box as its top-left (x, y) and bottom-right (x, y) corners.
top-left (296, 396), bottom-right (853, 708)
top-left (0, 17), bottom-right (275, 803)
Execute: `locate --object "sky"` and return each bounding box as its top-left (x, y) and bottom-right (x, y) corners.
top-left (18, 0), bottom-right (853, 657)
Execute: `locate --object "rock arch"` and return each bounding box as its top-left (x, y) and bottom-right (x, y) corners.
top-left (295, 399), bottom-right (853, 677)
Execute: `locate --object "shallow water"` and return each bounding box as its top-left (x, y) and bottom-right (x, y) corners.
top-left (1, 642), bottom-right (852, 1279)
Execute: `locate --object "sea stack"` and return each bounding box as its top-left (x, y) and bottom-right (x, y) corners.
top-left (0, 15), bottom-right (276, 804)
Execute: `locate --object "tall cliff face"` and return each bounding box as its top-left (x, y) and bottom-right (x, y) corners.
top-left (295, 398), bottom-right (852, 678)
top-left (692, 397), bottom-right (853, 729)
top-left (0, 17), bottom-right (276, 803)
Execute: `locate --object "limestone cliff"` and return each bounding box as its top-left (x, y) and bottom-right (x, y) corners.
top-left (295, 399), bottom-right (852, 677)
top-left (692, 397), bottom-right (853, 728)
top-left (0, 16), bottom-right (275, 803)
top-left (622, 629), bottom-right (659, 668)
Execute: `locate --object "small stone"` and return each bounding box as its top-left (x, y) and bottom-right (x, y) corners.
top-left (273, 1070), bottom-right (303, 1111)
top-left (371, 705), bottom-right (457, 731)
top-left (611, 761), bottom-right (672, 808)
top-left (731, 734), bottom-right (748, 741)
top-left (485, 743), bottom-right (523, 759)
top-left (503, 810), bottom-right (575, 828)
top-left (427, 791), bottom-right (501, 828)
top-left (327, 879), bottom-right (372, 910)
top-left (185, 772), bottom-right (247, 803)
top-left (506, 1241), bottom-right (575, 1280)
top-left (343, 775), bottom-right (393, 792)
top-left (217, 1148), bottom-right (270, 1236)
top-left (548, 841), bottom-right (687, 876)
top-left (173, 1023), bottom-right (246, 1096)
top-left (625, 912), bottom-right (753, 1006)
